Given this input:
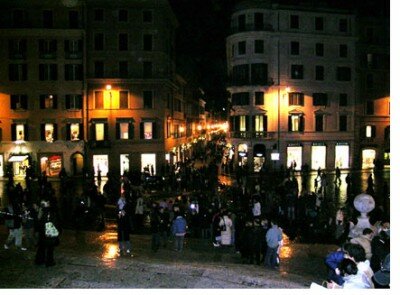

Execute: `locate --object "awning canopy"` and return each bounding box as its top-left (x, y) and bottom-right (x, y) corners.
top-left (8, 155), bottom-right (28, 162)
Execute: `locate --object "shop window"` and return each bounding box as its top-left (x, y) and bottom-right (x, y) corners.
top-left (41, 155), bottom-right (62, 177)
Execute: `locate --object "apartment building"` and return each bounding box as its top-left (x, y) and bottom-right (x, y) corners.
top-left (226, 1), bottom-right (359, 172)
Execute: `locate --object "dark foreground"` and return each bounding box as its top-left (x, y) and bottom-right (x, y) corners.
top-left (0, 221), bottom-right (337, 288)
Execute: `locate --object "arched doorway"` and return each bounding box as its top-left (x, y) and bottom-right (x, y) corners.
top-left (71, 152), bottom-right (84, 176)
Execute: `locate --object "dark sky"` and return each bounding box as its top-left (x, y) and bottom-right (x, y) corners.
top-left (168, 0), bottom-right (389, 112)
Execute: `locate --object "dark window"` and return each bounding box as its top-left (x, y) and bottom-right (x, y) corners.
top-left (94, 91), bottom-right (104, 109)
top-left (339, 93), bottom-right (348, 106)
top-left (94, 61), bottom-right (104, 78)
top-left (290, 15), bottom-right (299, 29)
top-left (255, 92), bottom-right (264, 105)
top-left (38, 39), bottom-right (57, 58)
top-left (143, 34), bottom-right (152, 51)
top-left (9, 39), bottom-right (27, 59)
top-left (65, 94), bottom-right (82, 109)
top-left (65, 64), bottom-right (83, 81)
top-left (10, 94), bottom-right (28, 110)
top-left (238, 14), bottom-right (245, 31)
top-left (64, 40), bottom-right (83, 58)
top-left (119, 91), bottom-right (128, 109)
top-left (339, 44), bottom-right (348, 57)
top-left (315, 66), bottom-right (324, 81)
top-left (291, 65), bottom-right (303, 79)
top-left (143, 61), bottom-right (152, 78)
top-left (119, 9), bottom-right (128, 22)
top-left (94, 9), bottom-right (104, 21)
top-left (119, 34), bottom-right (128, 51)
top-left (336, 67), bottom-right (351, 81)
top-left (232, 92), bottom-right (250, 106)
top-left (366, 74), bottom-right (374, 89)
top-left (366, 100), bottom-right (375, 115)
top-left (43, 10), bottom-right (53, 28)
top-left (238, 41), bottom-right (246, 55)
top-left (384, 126), bottom-right (390, 140)
top-left (289, 92), bottom-right (304, 106)
top-left (9, 64), bottom-right (27, 81)
top-left (232, 64), bottom-right (249, 85)
top-left (313, 93), bottom-right (328, 106)
top-left (315, 43), bottom-right (324, 56)
top-left (315, 114), bottom-right (324, 131)
top-left (290, 41), bottom-right (299, 55)
top-left (339, 115), bottom-right (347, 131)
top-left (69, 11), bottom-right (79, 28)
top-left (315, 17), bottom-right (324, 31)
top-left (143, 10), bottom-right (153, 23)
top-left (254, 13), bottom-right (264, 30)
top-left (119, 61), bottom-right (128, 78)
top-left (39, 64), bottom-right (57, 81)
top-left (13, 10), bottom-right (27, 28)
top-left (251, 63), bottom-right (268, 85)
top-left (94, 33), bottom-right (104, 50)
top-left (254, 40), bottom-right (264, 54)
top-left (339, 19), bottom-right (348, 32)
top-left (143, 91), bottom-right (153, 109)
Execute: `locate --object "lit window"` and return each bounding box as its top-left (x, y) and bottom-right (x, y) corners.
top-left (366, 125), bottom-right (372, 138)
top-left (16, 124), bottom-right (25, 140)
top-left (120, 122), bottom-right (129, 139)
top-left (239, 116), bottom-right (246, 132)
top-left (291, 115), bottom-right (300, 131)
top-left (70, 123), bottom-right (80, 141)
top-left (45, 124), bottom-right (54, 142)
top-left (96, 123), bottom-right (104, 141)
top-left (144, 122), bottom-right (153, 139)
top-left (254, 115), bottom-right (264, 132)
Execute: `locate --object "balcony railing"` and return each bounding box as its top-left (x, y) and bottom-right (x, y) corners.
top-left (229, 131), bottom-right (275, 139)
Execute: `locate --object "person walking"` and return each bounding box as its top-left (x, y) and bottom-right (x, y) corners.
top-left (265, 219), bottom-right (282, 269)
top-left (116, 195), bottom-right (132, 256)
top-left (171, 211), bottom-right (187, 252)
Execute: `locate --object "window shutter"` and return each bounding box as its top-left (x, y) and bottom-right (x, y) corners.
top-left (11, 124), bottom-right (16, 141)
top-left (140, 122), bottom-right (144, 139)
top-left (104, 123), bottom-right (108, 140)
top-left (41, 124), bottom-right (45, 141)
top-left (152, 122), bottom-right (157, 139)
top-left (64, 40), bottom-right (69, 52)
top-left (65, 95), bottom-right (71, 109)
top-left (288, 116), bottom-right (292, 132)
top-left (24, 124), bottom-right (29, 140)
top-left (299, 115), bottom-right (305, 131)
top-left (263, 115), bottom-right (268, 132)
top-left (77, 95), bottom-right (83, 109)
top-left (10, 95), bottom-right (17, 109)
top-left (234, 116), bottom-right (240, 131)
top-left (116, 123), bottom-right (121, 139)
top-left (53, 95), bottom-right (58, 109)
top-left (66, 124), bottom-right (71, 140)
top-left (40, 95), bottom-right (45, 109)
top-left (229, 117), bottom-right (234, 132)
top-left (252, 115), bottom-right (256, 132)
top-left (245, 115), bottom-right (249, 131)
top-left (53, 124), bottom-right (58, 141)
top-left (21, 95), bottom-right (28, 109)
top-left (79, 123), bottom-right (84, 140)
top-left (372, 126), bottom-right (376, 138)
top-left (128, 123), bottom-right (134, 139)
top-left (90, 123), bottom-right (96, 140)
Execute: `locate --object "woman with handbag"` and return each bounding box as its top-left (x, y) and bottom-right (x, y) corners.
top-left (35, 200), bottom-right (60, 267)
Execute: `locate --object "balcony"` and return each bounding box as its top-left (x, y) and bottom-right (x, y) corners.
top-left (230, 24), bottom-right (274, 34)
top-left (229, 131), bottom-right (275, 139)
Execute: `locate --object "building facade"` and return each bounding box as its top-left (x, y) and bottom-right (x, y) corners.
top-left (226, 1), bottom-right (358, 172)
top-left (0, 0), bottom-right (203, 178)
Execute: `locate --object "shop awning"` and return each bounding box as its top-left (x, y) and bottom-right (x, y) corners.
top-left (8, 155), bottom-right (28, 162)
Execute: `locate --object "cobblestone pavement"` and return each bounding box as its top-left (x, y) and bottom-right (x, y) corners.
top-left (0, 222), bottom-right (337, 289)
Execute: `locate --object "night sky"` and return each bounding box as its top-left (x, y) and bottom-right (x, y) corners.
top-left (168, 0), bottom-right (390, 113)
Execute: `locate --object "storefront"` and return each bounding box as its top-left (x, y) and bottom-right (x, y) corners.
top-left (362, 149), bottom-right (376, 169)
top-left (286, 144), bottom-right (302, 170)
top-left (311, 143), bottom-right (326, 170)
top-left (253, 144), bottom-right (266, 173)
top-left (237, 143), bottom-right (248, 167)
top-left (120, 154), bottom-right (129, 175)
top-left (8, 154), bottom-right (30, 176)
top-left (93, 154), bottom-right (109, 176)
top-left (141, 153), bottom-right (156, 175)
top-left (335, 143), bottom-right (350, 169)
top-left (39, 154), bottom-right (62, 177)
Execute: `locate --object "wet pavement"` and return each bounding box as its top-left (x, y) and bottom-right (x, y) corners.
top-left (0, 221), bottom-right (337, 288)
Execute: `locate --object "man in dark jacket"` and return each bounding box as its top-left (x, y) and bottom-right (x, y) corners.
top-left (171, 211), bottom-right (187, 252)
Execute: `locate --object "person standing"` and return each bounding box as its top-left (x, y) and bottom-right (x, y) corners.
top-left (219, 209), bottom-right (233, 246)
top-left (34, 200), bottom-right (60, 267)
top-left (3, 201), bottom-right (26, 251)
top-left (171, 211), bottom-right (187, 252)
top-left (265, 219), bottom-right (282, 269)
top-left (116, 195), bottom-right (132, 255)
